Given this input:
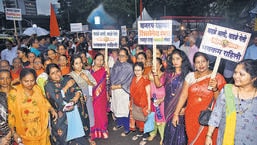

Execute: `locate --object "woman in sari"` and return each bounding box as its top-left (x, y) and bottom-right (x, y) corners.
top-left (68, 54), bottom-right (97, 145)
top-left (0, 92), bottom-right (12, 145)
top-left (8, 68), bottom-right (57, 145)
top-left (160, 49), bottom-right (192, 145)
top-left (59, 55), bottom-right (70, 76)
top-left (90, 53), bottom-right (109, 140)
top-left (172, 52), bottom-right (226, 145)
top-left (45, 63), bottom-right (91, 145)
top-left (10, 57), bottom-right (23, 85)
top-left (0, 70), bottom-right (13, 145)
top-left (130, 62), bottom-right (151, 134)
top-left (206, 59), bottom-right (257, 145)
top-left (110, 48), bottom-right (134, 136)
top-left (33, 57), bottom-right (44, 76)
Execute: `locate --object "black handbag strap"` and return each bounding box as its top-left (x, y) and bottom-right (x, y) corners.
top-left (207, 98), bottom-right (214, 110)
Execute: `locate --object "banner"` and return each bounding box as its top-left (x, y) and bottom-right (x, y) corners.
top-left (5, 8), bottom-right (22, 21)
top-left (138, 20), bottom-right (172, 45)
top-left (199, 23), bottom-right (251, 62)
top-left (92, 30), bottom-right (119, 49)
top-left (70, 23), bottom-right (82, 32)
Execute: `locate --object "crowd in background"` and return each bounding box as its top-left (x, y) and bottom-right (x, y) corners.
top-left (0, 29), bottom-right (257, 145)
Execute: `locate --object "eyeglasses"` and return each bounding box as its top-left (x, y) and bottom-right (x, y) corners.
top-left (134, 69), bottom-right (142, 72)
top-left (119, 54), bottom-right (126, 58)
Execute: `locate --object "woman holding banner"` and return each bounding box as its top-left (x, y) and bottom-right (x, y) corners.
top-left (172, 52), bottom-right (226, 145)
top-left (205, 59), bottom-right (257, 145)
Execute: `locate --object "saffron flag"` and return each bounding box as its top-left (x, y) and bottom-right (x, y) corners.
top-left (50, 4), bottom-right (60, 37)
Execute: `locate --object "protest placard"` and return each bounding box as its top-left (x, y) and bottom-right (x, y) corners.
top-left (70, 23), bottom-right (82, 32)
top-left (138, 20), bottom-right (172, 45)
top-left (5, 8), bottom-right (22, 21)
top-left (200, 23), bottom-right (251, 89)
top-left (200, 23), bottom-right (251, 62)
top-left (92, 30), bottom-right (119, 49)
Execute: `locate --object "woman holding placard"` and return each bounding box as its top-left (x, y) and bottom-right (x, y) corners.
top-left (205, 59), bottom-right (257, 145)
top-left (172, 52), bottom-right (226, 145)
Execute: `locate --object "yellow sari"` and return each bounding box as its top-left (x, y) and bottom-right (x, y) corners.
top-left (8, 85), bottom-right (51, 145)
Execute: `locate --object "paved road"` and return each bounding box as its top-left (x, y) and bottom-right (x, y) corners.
top-left (95, 114), bottom-right (161, 145)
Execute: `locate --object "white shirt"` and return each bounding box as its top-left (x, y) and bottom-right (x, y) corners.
top-left (1, 46), bottom-right (18, 65)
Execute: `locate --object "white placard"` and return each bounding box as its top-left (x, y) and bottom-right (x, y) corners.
top-left (138, 20), bottom-right (172, 45)
top-left (70, 23), bottom-right (82, 32)
top-left (5, 8), bottom-right (22, 21)
top-left (121, 25), bottom-right (127, 36)
top-left (92, 30), bottom-right (119, 49)
top-left (200, 23), bottom-right (251, 62)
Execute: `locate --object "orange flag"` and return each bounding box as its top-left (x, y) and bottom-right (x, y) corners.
top-left (50, 3), bottom-right (60, 37)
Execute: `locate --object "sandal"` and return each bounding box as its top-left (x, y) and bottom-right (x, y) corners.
top-left (89, 139), bottom-right (96, 145)
top-left (139, 139), bottom-right (147, 145)
top-left (148, 135), bottom-right (156, 141)
top-left (132, 134), bottom-right (143, 141)
top-left (103, 132), bottom-right (109, 139)
top-left (121, 131), bottom-right (132, 137)
top-left (112, 126), bottom-right (123, 131)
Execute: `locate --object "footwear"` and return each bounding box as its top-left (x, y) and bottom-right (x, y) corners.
top-left (139, 138), bottom-right (147, 145)
top-left (88, 139), bottom-right (96, 145)
top-left (148, 135), bottom-right (156, 141)
top-left (112, 126), bottom-right (123, 131)
top-left (103, 132), bottom-right (109, 139)
top-left (132, 134), bottom-right (143, 141)
top-left (121, 131), bottom-right (132, 137)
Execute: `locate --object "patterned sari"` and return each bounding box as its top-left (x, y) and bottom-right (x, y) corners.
top-left (185, 72), bottom-right (226, 145)
top-left (90, 67), bottom-right (108, 139)
top-left (44, 76), bottom-right (90, 145)
top-left (8, 85), bottom-right (51, 145)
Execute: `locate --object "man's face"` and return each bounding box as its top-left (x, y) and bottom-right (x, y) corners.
top-left (5, 41), bottom-right (12, 50)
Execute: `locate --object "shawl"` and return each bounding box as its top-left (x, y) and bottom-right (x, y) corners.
top-left (223, 84), bottom-right (236, 145)
top-left (110, 61), bottom-right (133, 93)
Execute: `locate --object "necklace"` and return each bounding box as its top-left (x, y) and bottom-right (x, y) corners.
top-left (236, 88), bottom-right (257, 115)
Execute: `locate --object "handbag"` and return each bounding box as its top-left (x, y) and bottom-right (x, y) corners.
top-left (198, 98), bottom-right (214, 126)
top-left (132, 103), bottom-right (147, 121)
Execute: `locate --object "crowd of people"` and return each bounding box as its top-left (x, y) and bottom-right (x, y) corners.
top-left (0, 29), bottom-right (257, 145)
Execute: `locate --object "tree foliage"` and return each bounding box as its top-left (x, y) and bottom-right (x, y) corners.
top-left (58, 0), bottom-right (251, 30)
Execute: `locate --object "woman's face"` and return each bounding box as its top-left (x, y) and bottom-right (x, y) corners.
top-left (172, 53), bottom-right (183, 68)
top-left (47, 50), bottom-right (57, 60)
top-left (57, 45), bottom-right (66, 55)
top-left (20, 73), bottom-right (35, 90)
top-left (33, 58), bottom-right (42, 70)
top-left (134, 65), bottom-right (143, 77)
top-left (194, 55), bottom-right (209, 72)
top-left (58, 56), bottom-right (67, 67)
top-left (0, 72), bottom-right (11, 89)
top-left (94, 55), bottom-right (104, 67)
top-left (136, 54), bottom-right (146, 64)
top-left (17, 50), bottom-right (25, 58)
top-left (118, 50), bottom-right (128, 63)
top-left (13, 58), bottom-right (22, 69)
top-left (49, 67), bottom-right (62, 82)
top-left (80, 53), bottom-right (87, 63)
top-left (145, 49), bottom-right (152, 59)
top-left (28, 53), bottom-right (35, 63)
top-left (72, 58), bottom-right (83, 72)
top-left (233, 64), bottom-right (254, 87)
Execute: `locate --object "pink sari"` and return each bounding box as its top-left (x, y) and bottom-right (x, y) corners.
top-left (90, 67), bottom-right (108, 139)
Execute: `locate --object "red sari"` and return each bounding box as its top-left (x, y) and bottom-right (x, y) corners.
top-left (130, 76), bottom-right (150, 131)
top-left (90, 67), bottom-right (108, 139)
top-left (185, 73), bottom-right (226, 145)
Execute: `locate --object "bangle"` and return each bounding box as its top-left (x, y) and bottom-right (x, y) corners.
top-left (206, 134), bottom-right (212, 139)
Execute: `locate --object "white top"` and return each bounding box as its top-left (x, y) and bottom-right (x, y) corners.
top-left (1, 46), bottom-right (18, 65)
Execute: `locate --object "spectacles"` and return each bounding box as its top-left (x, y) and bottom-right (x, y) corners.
top-left (119, 54), bottom-right (126, 58)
